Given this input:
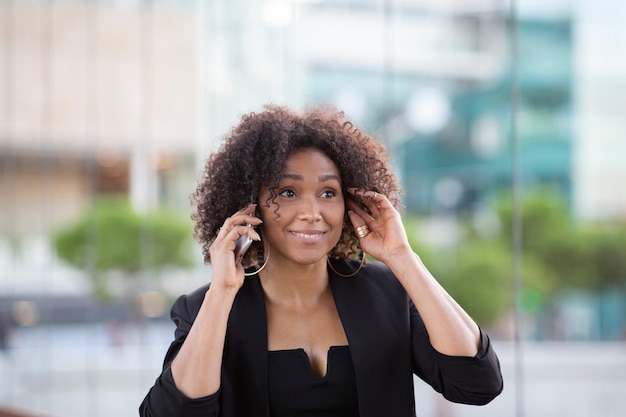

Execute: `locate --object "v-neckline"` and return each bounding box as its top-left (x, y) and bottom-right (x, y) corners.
top-left (269, 345), bottom-right (350, 379)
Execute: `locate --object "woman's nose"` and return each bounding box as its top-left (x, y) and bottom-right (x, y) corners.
top-left (299, 196), bottom-right (322, 222)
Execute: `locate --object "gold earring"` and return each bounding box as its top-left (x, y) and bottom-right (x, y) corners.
top-left (244, 246), bottom-right (270, 276)
top-left (327, 251), bottom-right (366, 278)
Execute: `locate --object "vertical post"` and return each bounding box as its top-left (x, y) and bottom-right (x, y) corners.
top-left (508, 1), bottom-right (525, 416)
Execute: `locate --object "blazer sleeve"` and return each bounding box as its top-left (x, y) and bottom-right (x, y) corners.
top-left (139, 285), bottom-right (221, 417)
top-left (409, 300), bottom-right (504, 405)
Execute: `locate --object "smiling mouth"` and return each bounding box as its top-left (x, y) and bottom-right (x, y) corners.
top-left (291, 231), bottom-right (325, 241)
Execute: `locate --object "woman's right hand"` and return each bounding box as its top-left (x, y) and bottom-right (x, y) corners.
top-left (170, 205), bottom-right (261, 400)
top-left (208, 204), bottom-right (262, 293)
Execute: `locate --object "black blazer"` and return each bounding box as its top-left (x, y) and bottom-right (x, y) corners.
top-left (140, 260), bottom-right (503, 417)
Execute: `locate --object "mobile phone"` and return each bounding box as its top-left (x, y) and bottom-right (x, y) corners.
top-left (234, 225), bottom-right (253, 260)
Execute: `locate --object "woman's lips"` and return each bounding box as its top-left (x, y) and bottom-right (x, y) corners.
top-left (290, 230), bottom-right (326, 243)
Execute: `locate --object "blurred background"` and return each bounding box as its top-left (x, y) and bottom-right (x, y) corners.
top-left (0, 0), bottom-right (625, 416)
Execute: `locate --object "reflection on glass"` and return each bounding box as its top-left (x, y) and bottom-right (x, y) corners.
top-left (0, 1), bottom-right (625, 417)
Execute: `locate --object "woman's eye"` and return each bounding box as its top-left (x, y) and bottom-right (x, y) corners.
top-left (279, 189), bottom-right (296, 198)
top-left (321, 189), bottom-right (337, 198)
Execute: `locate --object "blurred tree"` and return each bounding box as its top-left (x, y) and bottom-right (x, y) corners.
top-left (583, 226), bottom-right (626, 289)
top-left (53, 196), bottom-right (195, 300)
top-left (405, 188), bottom-right (626, 329)
top-left (496, 188), bottom-right (626, 290)
top-left (407, 230), bottom-right (555, 327)
top-left (495, 188), bottom-right (593, 288)
top-left (440, 240), bottom-right (554, 326)
top-left (405, 217), bottom-right (521, 327)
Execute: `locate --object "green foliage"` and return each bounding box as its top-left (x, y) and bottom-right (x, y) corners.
top-left (405, 187), bottom-right (626, 328)
top-left (495, 188), bottom-right (626, 291)
top-left (494, 189), bottom-right (593, 288)
top-left (413, 236), bottom-right (555, 326)
top-left (53, 196), bottom-right (195, 297)
top-left (496, 188), bottom-right (572, 253)
top-left (582, 226), bottom-right (626, 288)
top-left (437, 242), bottom-right (514, 325)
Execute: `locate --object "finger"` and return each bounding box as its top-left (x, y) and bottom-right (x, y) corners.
top-left (365, 190), bottom-right (385, 214)
top-left (221, 205), bottom-right (262, 234)
top-left (348, 188), bottom-right (384, 215)
top-left (348, 211), bottom-right (371, 239)
top-left (235, 204), bottom-right (259, 222)
top-left (347, 210), bottom-right (365, 228)
top-left (241, 203), bottom-right (257, 216)
top-left (232, 224), bottom-right (262, 242)
top-left (346, 191), bottom-right (379, 220)
top-left (346, 198), bottom-right (372, 222)
top-left (367, 191), bottom-right (383, 217)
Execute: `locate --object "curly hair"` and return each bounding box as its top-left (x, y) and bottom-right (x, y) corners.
top-left (190, 104), bottom-right (403, 265)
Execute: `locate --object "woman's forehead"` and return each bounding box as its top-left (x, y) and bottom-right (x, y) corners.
top-left (283, 148), bottom-right (338, 171)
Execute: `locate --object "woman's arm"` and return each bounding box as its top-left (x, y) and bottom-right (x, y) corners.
top-left (171, 206), bottom-right (261, 398)
top-left (347, 189), bottom-right (480, 357)
top-left (139, 289), bottom-right (222, 417)
top-left (347, 189), bottom-right (502, 404)
top-left (409, 301), bottom-right (503, 404)
top-left (140, 206), bottom-right (261, 415)
top-left (385, 249), bottom-right (480, 356)
top-left (169, 286), bottom-right (238, 398)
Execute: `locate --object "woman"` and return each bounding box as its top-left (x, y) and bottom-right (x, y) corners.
top-left (140, 105), bottom-right (503, 417)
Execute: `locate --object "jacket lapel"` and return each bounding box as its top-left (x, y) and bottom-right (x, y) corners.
top-left (223, 275), bottom-right (270, 417)
top-left (329, 262), bottom-right (416, 417)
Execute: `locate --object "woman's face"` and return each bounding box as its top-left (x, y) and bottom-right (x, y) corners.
top-left (258, 148), bottom-right (345, 268)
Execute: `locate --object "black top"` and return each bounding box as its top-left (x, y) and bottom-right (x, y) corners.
top-left (268, 345), bottom-right (360, 417)
top-left (139, 260), bottom-right (503, 417)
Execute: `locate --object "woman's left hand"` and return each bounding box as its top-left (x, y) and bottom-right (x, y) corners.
top-left (348, 189), bottom-right (483, 358)
top-left (346, 188), bottom-right (412, 264)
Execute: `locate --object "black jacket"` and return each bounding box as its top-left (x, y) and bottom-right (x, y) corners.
top-left (140, 260), bottom-right (503, 417)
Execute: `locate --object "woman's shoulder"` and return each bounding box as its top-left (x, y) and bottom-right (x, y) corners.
top-left (171, 275), bottom-right (262, 320)
top-left (181, 282), bottom-right (211, 306)
top-left (169, 283), bottom-right (210, 322)
top-left (330, 259), bottom-right (409, 316)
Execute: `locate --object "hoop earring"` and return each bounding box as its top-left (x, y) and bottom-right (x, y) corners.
top-left (327, 251), bottom-right (366, 278)
top-left (244, 245), bottom-right (270, 276)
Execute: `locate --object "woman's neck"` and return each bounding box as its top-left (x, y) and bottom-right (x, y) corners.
top-left (259, 260), bottom-right (330, 309)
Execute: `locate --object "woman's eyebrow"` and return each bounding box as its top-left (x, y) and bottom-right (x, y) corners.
top-left (279, 173), bottom-right (340, 183)
top-left (319, 174), bottom-right (341, 183)
top-left (279, 173), bottom-right (303, 181)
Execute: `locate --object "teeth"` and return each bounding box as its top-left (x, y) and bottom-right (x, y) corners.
top-left (294, 232), bottom-right (320, 240)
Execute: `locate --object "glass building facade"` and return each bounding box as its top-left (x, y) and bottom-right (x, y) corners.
top-left (1, 1), bottom-right (625, 416)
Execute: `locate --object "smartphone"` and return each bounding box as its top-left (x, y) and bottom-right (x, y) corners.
top-left (234, 225), bottom-right (253, 260)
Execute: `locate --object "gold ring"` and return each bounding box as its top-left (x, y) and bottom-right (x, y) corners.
top-left (355, 224), bottom-right (370, 239)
